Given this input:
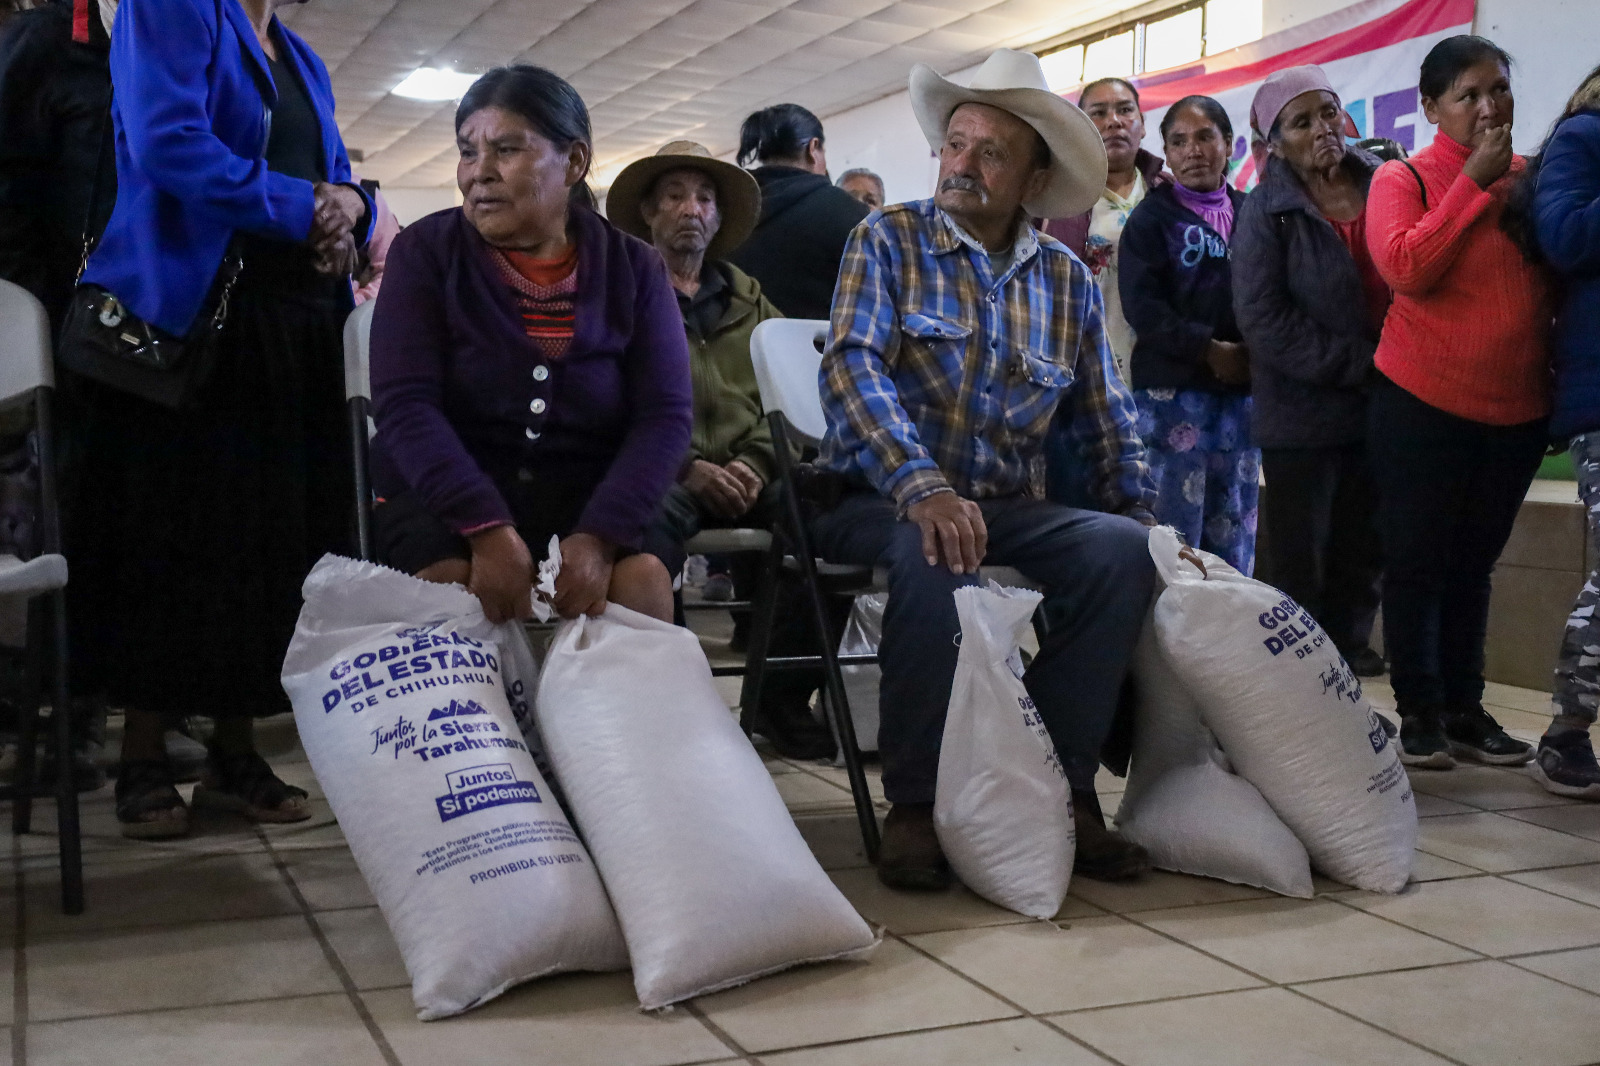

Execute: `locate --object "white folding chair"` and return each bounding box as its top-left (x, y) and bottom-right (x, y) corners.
top-left (342, 300), bottom-right (376, 560)
top-left (0, 279), bottom-right (82, 914)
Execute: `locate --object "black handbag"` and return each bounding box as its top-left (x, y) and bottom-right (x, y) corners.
top-left (55, 84), bottom-right (255, 410)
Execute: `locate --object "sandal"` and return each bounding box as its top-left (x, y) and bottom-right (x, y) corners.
top-left (191, 748), bottom-right (311, 824)
top-left (115, 759), bottom-right (190, 839)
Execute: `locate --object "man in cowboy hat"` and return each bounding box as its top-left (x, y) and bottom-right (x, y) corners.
top-left (810, 49), bottom-right (1159, 890)
top-left (609, 141), bottom-right (838, 761)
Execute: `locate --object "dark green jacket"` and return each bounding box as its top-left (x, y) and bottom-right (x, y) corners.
top-left (683, 261), bottom-right (783, 483)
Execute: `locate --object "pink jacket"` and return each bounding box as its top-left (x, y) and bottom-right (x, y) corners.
top-left (353, 188), bottom-right (400, 305)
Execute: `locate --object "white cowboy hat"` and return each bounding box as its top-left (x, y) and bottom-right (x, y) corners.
top-left (910, 48), bottom-right (1108, 219)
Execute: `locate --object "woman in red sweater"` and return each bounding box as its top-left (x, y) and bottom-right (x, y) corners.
top-left (1366, 35), bottom-right (1552, 770)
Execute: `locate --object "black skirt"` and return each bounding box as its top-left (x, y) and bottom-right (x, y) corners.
top-left (66, 249), bottom-right (353, 719)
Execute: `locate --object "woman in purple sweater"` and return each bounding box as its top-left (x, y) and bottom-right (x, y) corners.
top-left (369, 66), bottom-right (692, 623)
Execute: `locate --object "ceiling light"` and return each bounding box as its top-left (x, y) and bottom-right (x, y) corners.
top-left (393, 67), bottom-right (480, 101)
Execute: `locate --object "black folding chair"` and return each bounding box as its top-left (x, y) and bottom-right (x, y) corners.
top-left (0, 279), bottom-right (82, 914)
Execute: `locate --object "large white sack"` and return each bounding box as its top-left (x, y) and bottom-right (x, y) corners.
top-left (1117, 623), bottom-right (1314, 898)
top-left (838, 592), bottom-right (886, 754)
top-left (935, 584), bottom-right (1074, 918)
top-left (282, 556), bottom-right (628, 1020)
top-left (1147, 528), bottom-right (1416, 893)
top-left (535, 604), bottom-right (878, 1009)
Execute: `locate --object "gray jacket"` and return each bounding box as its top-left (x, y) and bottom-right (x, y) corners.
top-left (1232, 149), bottom-right (1384, 449)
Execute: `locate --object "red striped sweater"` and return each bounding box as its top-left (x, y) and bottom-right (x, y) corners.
top-left (1366, 131), bottom-right (1552, 425)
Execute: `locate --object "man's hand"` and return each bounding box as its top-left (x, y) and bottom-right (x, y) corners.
top-left (683, 459), bottom-right (752, 518)
top-left (1463, 124), bottom-right (1514, 189)
top-left (553, 532), bottom-right (616, 618)
top-left (725, 460), bottom-right (764, 507)
top-left (467, 525), bottom-right (534, 624)
top-left (907, 492), bottom-right (987, 574)
top-left (1204, 340), bottom-right (1251, 386)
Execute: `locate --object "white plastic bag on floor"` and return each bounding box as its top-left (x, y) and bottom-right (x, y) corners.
top-left (281, 556), bottom-right (627, 1020)
top-left (535, 604), bottom-right (878, 1009)
top-left (1147, 527), bottom-right (1416, 893)
top-left (935, 583), bottom-right (1074, 918)
top-left (839, 592), bottom-right (886, 753)
top-left (1116, 623), bottom-right (1314, 897)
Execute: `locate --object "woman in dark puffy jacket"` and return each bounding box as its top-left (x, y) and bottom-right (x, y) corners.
top-left (1231, 65), bottom-right (1390, 678)
top-left (1532, 63), bottom-right (1600, 800)
top-left (1119, 94), bottom-right (1256, 573)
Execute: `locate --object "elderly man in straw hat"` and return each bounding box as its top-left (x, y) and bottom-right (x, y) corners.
top-left (809, 49), bottom-right (1160, 891)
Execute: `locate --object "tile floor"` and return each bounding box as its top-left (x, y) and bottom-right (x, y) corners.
top-left (6, 641), bottom-right (1600, 1065)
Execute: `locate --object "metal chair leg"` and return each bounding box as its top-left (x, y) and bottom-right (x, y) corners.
top-left (736, 530), bottom-right (785, 718)
top-left (350, 397), bottom-right (373, 562)
top-left (49, 589), bottom-right (81, 914)
top-left (10, 597), bottom-right (42, 836)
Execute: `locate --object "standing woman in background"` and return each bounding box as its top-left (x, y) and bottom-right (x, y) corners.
top-left (1119, 95), bottom-right (1257, 574)
top-left (1232, 66), bottom-right (1389, 678)
top-left (1530, 64), bottom-right (1600, 799)
top-left (1366, 35), bottom-right (1551, 770)
top-left (71, 0), bottom-right (372, 837)
top-left (728, 103), bottom-right (868, 320)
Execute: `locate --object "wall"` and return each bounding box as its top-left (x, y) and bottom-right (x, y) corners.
top-left (818, 73), bottom-right (970, 206)
top-left (379, 186), bottom-right (460, 227)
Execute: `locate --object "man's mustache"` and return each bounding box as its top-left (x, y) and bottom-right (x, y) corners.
top-left (939, 175), bottom-right (984, 195)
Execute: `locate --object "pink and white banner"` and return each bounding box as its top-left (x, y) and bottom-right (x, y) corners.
top-left (1112, 0), bottom-right (1477, 188)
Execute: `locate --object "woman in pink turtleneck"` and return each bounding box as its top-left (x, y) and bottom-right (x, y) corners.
top-left (1365, 35), bottom-right (1553, 771)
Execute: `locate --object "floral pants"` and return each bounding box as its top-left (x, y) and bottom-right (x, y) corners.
top-left (1134, 388), bottom-right (1259, 575)
top-left (1553, 431), bottom-right (1600, 728)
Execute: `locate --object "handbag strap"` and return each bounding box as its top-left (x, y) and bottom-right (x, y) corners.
top-left (74, 86), bottom-right (115, 284)
top-left (1401, 159), bottom-right (1428, 210)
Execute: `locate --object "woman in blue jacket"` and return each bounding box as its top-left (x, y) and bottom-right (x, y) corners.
top-left (1120, 95), bottom-right (1257, 573)
top-left (71, 0), bottom-right (373, 838)
top-left (1533, 64), bottom-right (1600, 800)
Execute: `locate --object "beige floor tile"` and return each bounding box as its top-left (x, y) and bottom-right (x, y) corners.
top-left (315, 906), bottom-right (409, 991)
top-left (908, 916), bottom-right (1261, 1014)
top-left (257, 817), bottom-right (349, 853)
top-left (1510, 945), bottom-right (1600, 995)
top-left (828, 868), bottom-right (1098, 936)
top-left (1067, 869), bottom-right (1272, 914)
top-left (806, 766), bottom-right (887, 804)
top-left (1414, 792), bottom-right (1477, 817)
top-left (1053, 986), bottom-right (1453, 1066)
top-left (1342, 875), bottom-right (1600, 956)
top-left (1505, 863), bottom-right (1600, 908)
top-left (1415, 812), bottom-right (1600, 872)
top-left (0, 1027), bottom-right (8, 1066)
top-left (1300, 959), bottom-right (1600, 1066)
top-left (1093, 767), bottom-right (1126, 796)
top-left (1141, 897), bottom-right (1474, 983)
top-left (760, 1018), bottom-right (1112, 1066)
top-left (693, 938), bottom-right (1015, 1053)
top-left (772, 771), bottom-right (854, 812)
top-left (1482, 682), bottom-right (1554, 714)
top-left (24, 851), bottom-right (299, 938)
top-left (28, 914), bottom-right (344, 1021)
top-left (26, 993), bottom-right (386, 1066)
top-left (365, 977), bottom-right (735, 1066)
top-left (1407, 765), bottom-right (1576, 810)
top-left (0, 949), bottom-right (10, 1028)
top-left (14, 796), bottom-right (272, 864)
top-left (1409, 849), bottom-right (1485, 881)
top-left (1503, 803), bottom-right (1600, 842)
top-left (282, 847), bottom-right (376, 911)
top-left (792, 813), bottom-right (872, 871)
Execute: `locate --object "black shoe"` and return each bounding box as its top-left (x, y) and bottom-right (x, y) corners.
top-left (743, 700), bottom-right (838, 762)
top-left (877, 803), bottom-right (951, 891)
top-left (1444, 703), bottom-right (1534, 766)
top-left (1071, 790), bottom-right (1149, 882)
top-left (1344, 646), bottom-right (1388, 678)
top-left (115, 759), bottom-right (189, 839)
top-left (1530, 730), bottom-right (1600, 799)
top-left (1399, 706), bottom-right (1454, 769)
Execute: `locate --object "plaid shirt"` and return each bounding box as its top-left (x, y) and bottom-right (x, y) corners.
top-left (818, 199), bottom-right (1156, 517)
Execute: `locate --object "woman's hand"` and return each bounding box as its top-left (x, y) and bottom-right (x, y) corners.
top-left (311, 182), bottom-right (364, 242)
top-left (1463, 124), bottom-right (1514, 189)
top-left (553, 532), bottom-right (616, 619)
top-left (313, 232), bottom-right (360, 277)
top-left (467, 524), bottom-right (534, 624)
top-left (1204, 340), bottom-right (1251, 385)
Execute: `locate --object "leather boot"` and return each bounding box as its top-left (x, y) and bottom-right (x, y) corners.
top-left (877, 802), bottom-right (951, 891)
top-left (1071, 789), bottom-right (1149, 882)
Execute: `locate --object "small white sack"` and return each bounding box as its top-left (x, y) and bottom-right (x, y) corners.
top-left (839, 592), bottom-right (886, 753)
top-left (935, 583), bottom-right (1074, 918)
top-left (1147, 528), bottom-right (1416, 893)
top-left (282, 556), bottom-right (628, 1020)
top-left (535, 604), bottom-right (878, 1010)
top-left (1117, 623), bottom-right (1314, 897)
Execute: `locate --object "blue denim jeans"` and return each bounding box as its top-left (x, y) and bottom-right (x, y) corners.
top-left (810, 492), bottom-right (1155, 803)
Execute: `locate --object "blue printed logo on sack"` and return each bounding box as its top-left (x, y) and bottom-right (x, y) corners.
top-left (1366, 712), bottom-right (1391, 755)
top-left (435, 762), bottom-right (541, 823)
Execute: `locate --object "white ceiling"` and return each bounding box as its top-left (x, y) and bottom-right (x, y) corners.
top-left (278, 0), bottom-right (1110, 188)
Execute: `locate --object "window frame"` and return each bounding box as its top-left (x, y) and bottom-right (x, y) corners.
top-left (1040, 0), bottom-right (1254, 83)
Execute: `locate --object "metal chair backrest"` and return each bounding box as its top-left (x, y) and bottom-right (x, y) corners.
top-left (0, 280), bottom-right (53, 406)
top-left (750, 318), bottom-right (829, 447)
top-left (343, 298), bottom-right (375, 402)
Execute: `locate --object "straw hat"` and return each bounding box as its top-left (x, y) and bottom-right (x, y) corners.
top-left (909, 48), bottom-right (1108, 219)
top-left (606, 141), bottom-right (761, 259)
